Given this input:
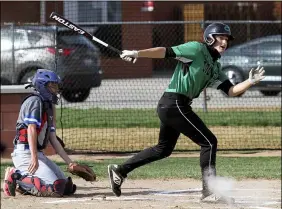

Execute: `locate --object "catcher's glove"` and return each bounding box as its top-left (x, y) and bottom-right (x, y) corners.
top-left (67, 162), bottom-right (96, 182)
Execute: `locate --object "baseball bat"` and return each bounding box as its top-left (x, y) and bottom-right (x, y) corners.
top-left (49, 12), bottom-right (122, 55)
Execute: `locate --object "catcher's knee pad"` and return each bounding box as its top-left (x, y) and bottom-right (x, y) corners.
top-left (64, 177), bottom-right (76, 195)
top-left (17, 176), bottom-right (66, 197)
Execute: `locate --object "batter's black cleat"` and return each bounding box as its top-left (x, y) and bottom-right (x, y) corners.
top-left (200, 189), bottom-right (235, 204)
top-left (200, 188), bottom-right (213, 201)
top-left (108, 164), bottom-right (124, 197)
top-left (215, 195), bottom-right (235, 204)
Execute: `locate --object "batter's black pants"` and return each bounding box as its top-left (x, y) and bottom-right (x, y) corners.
top-left (118, 92), bottom-right (217, 188)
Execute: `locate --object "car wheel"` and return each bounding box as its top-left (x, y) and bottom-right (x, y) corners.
top-left (62, 88), bottom-right (91, 102)
top-left (260, 90), bottom-right (280, 96)
top-left (19, 68), bottom-right (38, 84)
top-left (93, 74), bottom-right (102, 87)
top-left (223, 68), bottom-right (245, 97)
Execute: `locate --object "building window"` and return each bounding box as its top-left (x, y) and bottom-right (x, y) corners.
top-left (64, 1), bottom-right (121, 23)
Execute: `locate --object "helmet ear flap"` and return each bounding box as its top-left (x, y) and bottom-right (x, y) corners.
top-left (205, 34), bottom-right (215, 45)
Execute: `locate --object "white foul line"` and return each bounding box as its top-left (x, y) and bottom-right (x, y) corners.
top-left (44, 196), bottom-right (161, 204)
top-left (152, 188), bottom-right (281, 194)
top-left (42, 187), bottom-right (281, 208)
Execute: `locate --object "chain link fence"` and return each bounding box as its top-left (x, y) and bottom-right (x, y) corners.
top-left (1, 20), bottom-right (281, 153)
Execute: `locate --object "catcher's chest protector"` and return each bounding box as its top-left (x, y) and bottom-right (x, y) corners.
top-left (14, 93), bottom-right (53, 150)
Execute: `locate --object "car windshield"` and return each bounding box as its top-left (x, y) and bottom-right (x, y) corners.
top-left (238, 36), bottom-right (281, 49)
top-left (1, 31), bottom-right (12, 51)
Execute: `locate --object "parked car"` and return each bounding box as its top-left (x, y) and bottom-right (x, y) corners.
top-left (220, 35), bottom-right (281, 96)
top-left (1, 25), bottom-right (102, 102)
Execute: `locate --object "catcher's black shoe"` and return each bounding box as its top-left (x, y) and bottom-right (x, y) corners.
top-left (64, 177), bottom-right (77, 195)
top-left (108, 164), bottom-right (124, 197)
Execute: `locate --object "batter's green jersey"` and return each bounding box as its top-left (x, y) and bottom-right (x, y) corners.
top-left (165, 41), bottom-right (228, 99)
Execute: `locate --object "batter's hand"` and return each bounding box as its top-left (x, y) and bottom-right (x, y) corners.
top-left (120, 50), bottom-right (138, 63)
top-left (248, 66), bottom-right (265, 85)
top-left (28, 157), bottom-right (39, 174)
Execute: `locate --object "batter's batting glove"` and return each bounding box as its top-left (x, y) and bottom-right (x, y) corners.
top-left (248, 66), bottom-right (265, 85)
top-left (120, 50), bottom-right (138, 63)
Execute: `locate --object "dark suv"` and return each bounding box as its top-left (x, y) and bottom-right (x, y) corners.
top-left (1, 25), bottom-right (102, 102)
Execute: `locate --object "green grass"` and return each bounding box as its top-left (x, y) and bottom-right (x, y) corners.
top-left (57, 126), bottom-right (281, 151)
top-left (55, 108), bottom-right (281, 128)
top-left (1, 157), bottom-right (280, 180)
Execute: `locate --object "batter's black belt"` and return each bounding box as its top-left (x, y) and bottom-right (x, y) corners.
top-left (162, 92), bottom-right (192, 105)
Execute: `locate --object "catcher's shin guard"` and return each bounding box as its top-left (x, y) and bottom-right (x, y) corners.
top-left (17, 176), bottom-right (66, 197)
top-left (3, 167), bottom-right (21, 196)
top-left (64, 177), bottom-right (77, 195)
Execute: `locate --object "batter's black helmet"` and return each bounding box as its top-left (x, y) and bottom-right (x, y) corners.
top-left (203, 22), bottom-right (234, 45)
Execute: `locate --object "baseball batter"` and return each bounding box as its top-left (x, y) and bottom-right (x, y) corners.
top-left (3, 69), bottom-right (95, 197)
top-left (108, 23), bottom-right (265, 202)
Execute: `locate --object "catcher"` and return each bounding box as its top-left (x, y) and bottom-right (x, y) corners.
top-left (3, 69), bottom-right (96, 197)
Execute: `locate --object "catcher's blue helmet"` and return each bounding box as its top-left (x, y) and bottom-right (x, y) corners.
top-left (32, 69), bottom-right (61, 104)
top-left (204, 22), bottom-right (234, 45)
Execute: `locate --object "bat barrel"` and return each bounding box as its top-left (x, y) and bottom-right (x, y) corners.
top-left (49, 12), bottom-right (122, 56)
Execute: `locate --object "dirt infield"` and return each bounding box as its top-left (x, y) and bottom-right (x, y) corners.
top-left (1, 178), bottom-right (281, 209)
top-left (1, 152), bottom-right (280, 208)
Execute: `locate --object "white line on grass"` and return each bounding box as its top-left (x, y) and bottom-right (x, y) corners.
top-left (233, 188), bottom-right (281, 192)
top-left (44, 196), bottom-right (165, 204)
top-left (152, 188), bottom-right (281, 195)
top-left (42, 188), bottom-right (281, 209)
top-left (44, 198), bottom-right (93, 204)
top-left (154, 194), bottom-right (201, 197)
top-left (234, 200), bottom-right (281, 204)
top-left (153, 188), bottom-right (202, 194)
top-left (155, 193), bottom-right (281, 201)
top-left (43, 197), bottom-right (281, 209)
